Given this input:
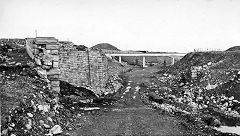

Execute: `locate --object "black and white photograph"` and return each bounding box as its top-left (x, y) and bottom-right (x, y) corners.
top-left (1, 0), bottom-right (240, 135)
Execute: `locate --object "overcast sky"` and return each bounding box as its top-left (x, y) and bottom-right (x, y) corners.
top-left (0, 0), bottom-right (240, 52)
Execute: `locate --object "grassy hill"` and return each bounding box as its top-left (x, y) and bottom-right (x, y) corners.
top-left (91, 43), bottom-right (120, 51)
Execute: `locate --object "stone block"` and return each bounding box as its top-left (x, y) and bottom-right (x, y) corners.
top-left (51, 50), bottom-right (58, 55)
top-left (52, 55), bottom-right (59, 61)
top-left (51, 86), bottom-right (60, 93)
top-left (34, 49), bottom-right (39, 54)
top-left (46, 45), bottom-right (59, 50)
top-left (35, 58), bottom-right (42, 65)
top-left (51, 81), bottom-right (60, 87)
top-left (47, 74), bottom-right (59, 80)
top-left (35, 67), bottom-right (47, 79)
top-left (53, 61), bottom-right (59, 68)
top-left (47, 68), bottom-right (60, 75)
top-left (44, 60), bottom-right (52, 66)
top-left (42, 65), bottom-right (51, 70)
top-left (46, 50), bottom-right (51, 54)
top-left (43, 54), bottom-right (53, 62)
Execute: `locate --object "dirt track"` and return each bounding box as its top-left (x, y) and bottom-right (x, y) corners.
top-left (66, 67), bottom-right (202, 136)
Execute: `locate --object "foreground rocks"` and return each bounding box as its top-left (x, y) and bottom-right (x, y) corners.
top-left (138, 53), bottom-right (240, 135)
top-left (0, 67), bottom-right (119, 136)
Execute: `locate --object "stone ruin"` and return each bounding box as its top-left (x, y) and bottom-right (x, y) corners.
top-left (25, 37), bottom-right (118, 98)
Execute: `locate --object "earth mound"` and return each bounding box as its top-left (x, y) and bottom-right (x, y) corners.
top-left (91, 43), bottom-right (120, 51)
top-left (170, 51), bottom-right (240, 72)
top-left (149, 50), bottom-right (240, 132)
top-left (226, 46), bottom-right (240, 51)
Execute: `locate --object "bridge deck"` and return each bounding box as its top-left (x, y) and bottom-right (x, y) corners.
top-left (106, 53), bottom-right (186, 57)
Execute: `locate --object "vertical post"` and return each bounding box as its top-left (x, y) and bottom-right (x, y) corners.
top-left (143, 56), bottom-right (146, 67)
top-left (35, 29), bottom-right (37, 37)
top-left (171, 57), bottom-right (175, 65)
top-left (119, 56), bottom-right (122, 63)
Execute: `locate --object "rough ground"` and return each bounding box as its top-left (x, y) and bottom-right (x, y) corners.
top-left (65, 66), bottom-right (215, 136)
top-left (2, 40), bottom-right (239, 135)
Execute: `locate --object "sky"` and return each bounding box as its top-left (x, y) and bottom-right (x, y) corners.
top-left (0, 0), bottom-right (240, 52)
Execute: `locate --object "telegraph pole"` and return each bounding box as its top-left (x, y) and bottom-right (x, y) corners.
top-left (35, 29), bottom-right (38, 37)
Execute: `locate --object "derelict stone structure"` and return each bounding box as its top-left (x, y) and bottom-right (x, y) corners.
top-left (26, 37), bottom-right (61, 97)
top-left (26, 37), bottom-right (110, 96)
top-left (59, 43), bottom-right (108, 95)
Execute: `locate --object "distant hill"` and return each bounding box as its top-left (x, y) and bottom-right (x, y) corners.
top-left (91, 43), bottom-right (120, 51)
top-left (226, 46), bottom-right (240, 51)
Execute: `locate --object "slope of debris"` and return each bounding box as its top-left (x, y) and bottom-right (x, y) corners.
top-left (170, 51), bottom-right (240, 72)
top-left (0, 39), bottom-right (33, 66)
top-left (0, 39), bottom-right (125, 135)
top-left (0, 41), bottom-right (66, 135)
top-left (140, 50), bottom-right (240, 135)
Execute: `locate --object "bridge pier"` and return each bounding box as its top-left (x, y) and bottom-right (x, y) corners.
top-left (119, 56), bottom-right (122, 63)
top-left (106, 53), bottom-right (186, 66)
top-left (171, 57), bottom-right (175, 65)
top-left (142, 56), bottom-right (146, 67)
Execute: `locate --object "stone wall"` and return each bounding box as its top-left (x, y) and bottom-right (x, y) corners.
top-left (25, 37), bottom-right (61, 99)
top-left (26, 37), bottom-right (111, 96)
top-left (59, 44), bottom-right (108, 95)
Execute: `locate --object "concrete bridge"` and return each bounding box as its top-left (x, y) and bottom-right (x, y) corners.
top-left (105, 52), bottom-right (187, 67)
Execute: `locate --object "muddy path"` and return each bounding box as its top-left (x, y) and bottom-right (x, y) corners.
top-left (66, 67), bottom-right (207, 136)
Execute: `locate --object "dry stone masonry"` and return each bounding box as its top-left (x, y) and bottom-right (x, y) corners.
top-left (26, 37), bottom-right (61, 98)
top-left (59, 42), bottom-right (108, 95)
top-left (25, 37), bottom-right (116, 97)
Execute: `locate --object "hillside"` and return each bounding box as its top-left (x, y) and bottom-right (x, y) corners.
top-left (0, 39), bottom-right (120, 135)
top-left (91, 43), bottom-right (120, 51)
top-left (166, 51), bottom-right (240, 99)
top-left (144, 50), bottom-right (240, 132)
top-left (170, 51), bottom-right (240, 72)
top-left (226, 46), bottom-right (240, 51)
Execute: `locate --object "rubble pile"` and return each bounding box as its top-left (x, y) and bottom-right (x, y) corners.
top-left (0, 40), bottom-right (33, 67)
top-left (0, 66), bottom-right (101, 136)
top-left (26, 37), bottom-right (61, 97)
top-left (1, 38), bottom-right (125, 135)
top-left (144, 51), bottom-right (240, 129)
top-left (0, 40), bottom-right (96, 136)
top-left (0, 39), bottom-right (26, 47)
top-left (0, 67), bottom-right (57, 135)
top-left (170, 51), bottom-right (240, 72)
top-left (104, 74), bottom-right (123, 96)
